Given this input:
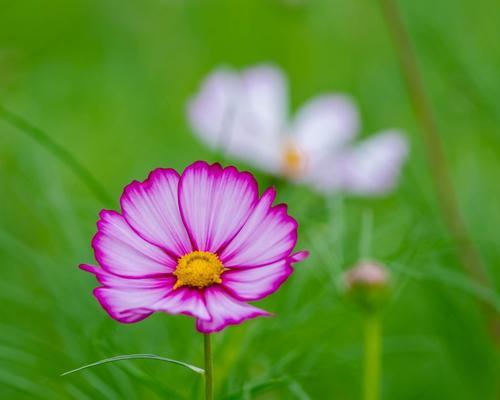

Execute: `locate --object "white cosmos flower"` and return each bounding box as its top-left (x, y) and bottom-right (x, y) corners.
top-left (187, 64), bottom-right (409, 196)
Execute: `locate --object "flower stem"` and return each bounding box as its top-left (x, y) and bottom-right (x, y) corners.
top-left (363, 313), bottom-right (381, 400)
top-left (203, 334), bottom-right (214, 400)
top-left (378, 0), bottom-right (500, 344)
top-left (0, 104), bottom-right (113, 205)
top-left (359, 210), bottom-right (373, 260)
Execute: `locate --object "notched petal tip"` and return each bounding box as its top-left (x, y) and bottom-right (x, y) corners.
top-left (79, 263), bottom-right (99, 274)
top-left (194, 287), bottom-right (271, 333)
top-left (289, 251), bottom-right (309, 263)
top-left (92, 287), bottom-right (153, 324)
top-left (179, 160), bottom-right (260, 253)
top-left (195, 308), bottom-right (271, 334)
top-left (120, 167), bottom-right (181, 206)
top-left (119, 167), bottom-right (192, 258)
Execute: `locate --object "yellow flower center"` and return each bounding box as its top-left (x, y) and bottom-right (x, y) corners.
top-left (173, 251), bottom-right (225, 290)
top-left (282, 141), bottom-right (304, 178)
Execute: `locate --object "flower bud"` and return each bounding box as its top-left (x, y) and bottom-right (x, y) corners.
top-left (343, 260), bottom-right (391, 312)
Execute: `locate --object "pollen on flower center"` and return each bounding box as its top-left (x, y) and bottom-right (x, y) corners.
top-left (282, 141), bottom-right (304, 178)
top-left (173, 251), bottom-right (225, 290)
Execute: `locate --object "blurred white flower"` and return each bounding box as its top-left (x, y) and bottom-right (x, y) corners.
top-left (187, 64), bottom-right (409, 196)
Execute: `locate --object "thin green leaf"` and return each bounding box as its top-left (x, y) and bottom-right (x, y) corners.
top-left (0, 104), bottom-right (112, 205)
top-left (285, 375), bottom-right (312, 400)
top-left (61, 354), bottom-right (204, 376)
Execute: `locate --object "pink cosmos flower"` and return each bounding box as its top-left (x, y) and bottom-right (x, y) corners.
top-left (80, 161), bottom-right (308, 333)
top-left (188, 64), bottom-right (409, 196)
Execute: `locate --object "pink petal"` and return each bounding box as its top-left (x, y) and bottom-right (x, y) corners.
top-left (81, 265), bottom-right (210, 322)
top-left (120, 168), bottom-right (192, 258)
top-left (289, 250), bottom-right (309, 263)
top-left (336, 130), bottom-right (409, 195)
top-left (292, 95), bottom-right (359, 163)
top-left (92, 210), bottom-right (176, 277)
top-left (219, 188), bottom-right (297, 268)
top-left (178, 161), bottom-right (258, 252)
top-left (153, 287), bottom-right (211, 321)
top-left (222, 252), bottom-right (308, 301)
top-left (196, 287), bottom-right (269, 333)
top-left (81, 264), bottom-right (174, 323)
top-left (222, 259), bottom-right (291, 301)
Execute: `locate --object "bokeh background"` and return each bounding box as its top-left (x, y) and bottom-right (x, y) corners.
top-left (0, 0), bottom-right (499, 398)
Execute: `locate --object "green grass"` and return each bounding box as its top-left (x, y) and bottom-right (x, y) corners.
top-left (0, 0), bottom-right (499, 398)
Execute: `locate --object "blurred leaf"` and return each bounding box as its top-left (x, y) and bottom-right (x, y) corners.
top-left (0, 369), bottom-right (55, 399)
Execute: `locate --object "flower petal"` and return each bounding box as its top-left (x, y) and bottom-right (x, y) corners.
top-left (187, 68), bottom-right (241, 149)
top-left (81, 264), bottom-right (173, 323)
top-left (222, 260), bottom-right (289, 301)
top-left (120, 168), bottom-right (192, 258)
top-left (240, 64), bottom-right (288, 137)
top-left (178, 161), bottom-right (258, 252)
top-left (187, 65), bottom-right (286, 175)
top-left (292, 95), bottom-right (359, 164)
top-left (289, 250), bottom-right (309, 263)
top-left (225, 125), bottom-right (283, 175)
top-left (196, 287), bottom-right (269, 333)
top-left (334, 130), bottom-right (409, 195)
top-left (219, 188), bottom-right (297, 268)
top-left (92, 210), bottom-right (175, 277)
top-left (222, 252), bottom-right (308, 301)
top-left (81, 265), bottom-right (210, 322)
top-left (152, 287), bottom-right (211, 321)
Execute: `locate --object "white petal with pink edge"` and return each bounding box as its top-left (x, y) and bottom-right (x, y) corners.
top-left (152, 287), bottom-right (211, 321)
top-left (81, 264), bottom-right (173, 323)
top-left (196, 287), bottom-right (269, 333)
top-left (178, 162), bottom-right (258, 253)
top-left (220, 188), bottom-right (297, 268)
top-left (289, 251), bottom-right (309, 263)
top-left (81, 265), bottom-right (210, 322)
top-left (121, 168), bottom-right (192, 258)
top-left (92, 210), bottom-right (175, 277)
top-left (222, 259), bottom-right (292, 301)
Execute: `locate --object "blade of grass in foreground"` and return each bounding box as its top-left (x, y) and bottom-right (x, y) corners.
top-left (0, 104), bottom-right (113, 205)
top-left (61, 354), bottom-right (204, 376)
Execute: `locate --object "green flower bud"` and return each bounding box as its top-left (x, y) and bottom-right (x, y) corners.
top-left (343, 261), bottom-right (391, 312)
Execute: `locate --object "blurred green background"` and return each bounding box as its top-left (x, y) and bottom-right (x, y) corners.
top-left (0, 0), bottom-right (499, 398)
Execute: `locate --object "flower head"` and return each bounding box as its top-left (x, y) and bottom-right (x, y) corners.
top-left (80, 161), bottom-right (308, 333)
top-left (188, 64), bottom-right (409, 196)
top-left (343, 261), bottom-right (391, 312)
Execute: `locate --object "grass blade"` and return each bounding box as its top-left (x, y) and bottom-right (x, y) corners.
top-left (61, 354), bottom-right (204, 376)
top-left (0, 104), bottom-right (112, 205)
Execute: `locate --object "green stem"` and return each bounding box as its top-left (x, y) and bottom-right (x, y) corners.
top-left (363, 313), bottom-right (381, 400)
top-left (359, 210), bottom-right (373, 260)
top-left (203, 334), bottom-right (214, 400)
top-left (0, 104), bottom-right (113, 205)
top-left (378, 0), bottom-right (500, 344)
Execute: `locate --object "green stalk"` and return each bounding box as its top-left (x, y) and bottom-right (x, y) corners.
top-left (378, 0), bottom-right (499, 344)
top-left (359, 210), bottom-right (373, 260)
top-left (363, 313), bottom-right (381, 400)
top-left (203, 334), bottom-right (214, 400)
top-left (0, 104), bottom-right (112, 205)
